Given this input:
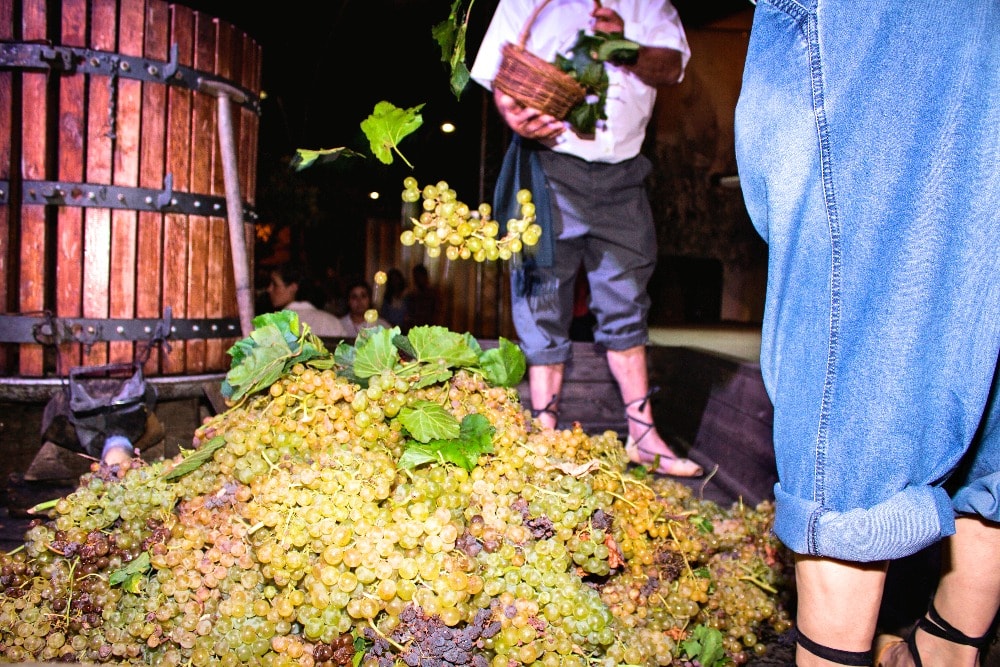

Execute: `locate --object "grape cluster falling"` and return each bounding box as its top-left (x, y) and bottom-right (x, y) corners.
top-left (399, 178), bottom-right (542, 262)
top-left (0, 315), bottom-right (792, 667)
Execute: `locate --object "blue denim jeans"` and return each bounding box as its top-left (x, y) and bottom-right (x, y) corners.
top-left (735, 0), bottom-right (1000, 561)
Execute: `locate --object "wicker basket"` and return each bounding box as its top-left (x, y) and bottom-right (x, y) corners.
top-left (493, 0), bottom-right (587, 119)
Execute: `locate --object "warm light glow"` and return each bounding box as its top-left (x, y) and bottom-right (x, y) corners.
top-left (440, 121), bottom-right (456, 134)
top-left (369, 191), bottom-right (380, 200)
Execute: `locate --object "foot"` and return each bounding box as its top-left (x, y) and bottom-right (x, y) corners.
top-left (874, 634), bottom-right (908, 667)
top-left (623, 396), bottom-right (702, 478)
top-left (625, 433), bottom-right (703, 477)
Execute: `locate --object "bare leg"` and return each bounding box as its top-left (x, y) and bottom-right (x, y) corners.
top-left (796, 555), bottom-right (888, 666)
top-left (529, 363), bottom-right (564, 430)
top-left (606, 345), bottom-right (702, 477)
top-left (879, 516), bottom-right (1000, 667)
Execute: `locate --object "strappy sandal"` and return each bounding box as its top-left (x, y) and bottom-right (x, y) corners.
top-left (623, 389), bottom-right (703, 478)
top-left (875, 600), bottom-right (991, 666)
top-left (530, 394), bottom-right (560, 426)
top-left (797, 627), bottom-right (874, 666)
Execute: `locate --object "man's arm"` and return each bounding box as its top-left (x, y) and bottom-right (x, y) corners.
top-left (624, 46), bottom-right (685, 88)
top-left (593, 5), bottom-right (685, 88)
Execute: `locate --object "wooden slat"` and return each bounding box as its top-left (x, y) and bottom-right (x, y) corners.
top-left (54, 0), bottom-right (89, 372)
top-left (108, 0), bottom-right (145, 365)
top-left (0, 0), bottom-right (14, 374)
top-left (137, 0), bottom-right (169, 375)
top-left (81, 0), bottom-right (118, 368)
top-left (184, 10), bottom-right (218, 374)
top-left (161, 4), bottom-right (194, 374)
top-left (18, 0), bottom-right (48, 376)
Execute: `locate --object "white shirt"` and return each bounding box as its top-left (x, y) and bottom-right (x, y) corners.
top-left (470, 0), bottom-right (690, 163)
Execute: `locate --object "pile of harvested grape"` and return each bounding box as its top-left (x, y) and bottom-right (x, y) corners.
top-left (0, 316), bottom-right (793, 666)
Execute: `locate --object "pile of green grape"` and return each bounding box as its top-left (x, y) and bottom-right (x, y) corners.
top-left (0, 333), bottom-right (792, 666)
top-left (399, 178), bottom-right (542, 262)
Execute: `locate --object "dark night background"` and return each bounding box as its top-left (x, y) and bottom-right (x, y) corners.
top-left (180, 0), bottom-right (753, 280)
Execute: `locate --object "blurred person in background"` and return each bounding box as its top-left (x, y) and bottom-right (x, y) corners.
top-left (266, 263), bottom-right (349, 339)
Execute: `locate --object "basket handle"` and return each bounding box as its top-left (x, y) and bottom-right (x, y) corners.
top-left (516, 0), bottom-right (557, 48)
top-left (517, 0), bottom-right (604, 48)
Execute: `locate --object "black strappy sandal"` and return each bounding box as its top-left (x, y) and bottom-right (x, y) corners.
top-left (623, 388), bottom-right (703, 478)
top-left (797, 627), bottom-right (874, 666)
top-left (876, 600), bottom-right (991, 667)
top-left (530, 393), bottom-right (559, 425)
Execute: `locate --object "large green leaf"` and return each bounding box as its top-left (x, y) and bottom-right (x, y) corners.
top-left (478, 337), bottom-right (526, 387)
top-left (407, 325), bottom-right (480, 368)
top-left (397, 400), bottom-right (461, 443)
top-left (360, 101), bottom-right (424, 168)
top-left (398, 413), bottom-right (495, 471)
top-left (352, 326), bottom-right (402, 378)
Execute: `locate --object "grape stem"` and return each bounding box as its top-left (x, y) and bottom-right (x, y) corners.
top-left (666, 522), bottom-right (696, 579)
top-left (366, 617), bottom-right (406, 653)
top-left (738, 564), bottom-right (778, 594)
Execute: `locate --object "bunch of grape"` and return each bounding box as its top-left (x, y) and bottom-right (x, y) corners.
top-left (0, 333), bottom-right (792, 666)
top-left (399, 177), bottom-right (542, 262)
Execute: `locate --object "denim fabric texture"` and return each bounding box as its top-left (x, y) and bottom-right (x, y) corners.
top-left (734, 0), bottom-right (1000, 561)
top-left (510, 151), bottom-right (656, 366)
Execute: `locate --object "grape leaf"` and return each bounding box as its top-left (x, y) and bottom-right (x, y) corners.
top-left (222, 311), bottom-right (329, 401)
top-left (432, 0), bottom-right (474, 99)
top-left (478, 337), bottom-right (526, 387)
top-left (398, 413), bottom-right (495, 471)
top-left (352, 326), bottom-right (402, 379)
top-left (397, 400), bottom-right (461, 443)
top-left (680, 625), bottom-right (727, 667)
top-left (109, 551), bottom-right (151, 588)
top-left (407, 325), bottom-right (480, 368)
top-left (289, 146), bottom-right (363, 172)
top-left (360, 101), bottom-right (424, 168)
top-left (160, 436), bottom-right (227, 481)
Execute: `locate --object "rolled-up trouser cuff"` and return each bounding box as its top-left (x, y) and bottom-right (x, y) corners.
top-left (772, 482), bottom-right (957, 562)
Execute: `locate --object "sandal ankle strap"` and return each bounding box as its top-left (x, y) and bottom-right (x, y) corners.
top-left (919, 600), bottom-right (991, 648)
top-left (624, 385), bottom-right (660, 413)
top-left (796, 627), bottom-right (873, 666)
top-left (531, 393), bottom-right (560, 420)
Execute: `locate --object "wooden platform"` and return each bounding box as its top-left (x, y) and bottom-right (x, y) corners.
top-left (515, 341), bottom-right (777, 507)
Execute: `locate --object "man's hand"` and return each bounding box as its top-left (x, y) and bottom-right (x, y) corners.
top-left (591, 5), bottom-right (624, 34)
top-left (590, 5), bottom-right (684, 88)
top-left (493, 88), bottom-right (566, 143)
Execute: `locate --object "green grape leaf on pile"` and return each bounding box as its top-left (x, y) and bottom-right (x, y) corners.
top-left (681, 624), bottom-right (729, 667)
top-left (360, 100), bottom-right (424, 168)
top-left (398, 413), bottom-right (495, 471)
top-left (289, 146), bottom-right (364, 171)
top-left (352, 326), bottom-right (402, 379)
top-left (397, 399), bottom-right (461, 443)
top-left (408, 325), bottom-right (481, 368)
top-left (478, 337), bottom-right (527, 387)
top-left (108, 551), bottom-right (151, 592)
top-left (222, 311), bottom-right (329, 402)
top-left (432, 0), bottom-right (474, 99)
top-left (160, 436), bottom-right (227, 481)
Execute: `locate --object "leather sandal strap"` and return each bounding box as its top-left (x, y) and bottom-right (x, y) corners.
top-left (920, 600), bottom-right (990, 648)
top-left (530, 393), bottom-right (560, 419)
top-left (624, 385), bottom-right (660, 413)
top-left (796, 627), bottom-right (873, 666)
